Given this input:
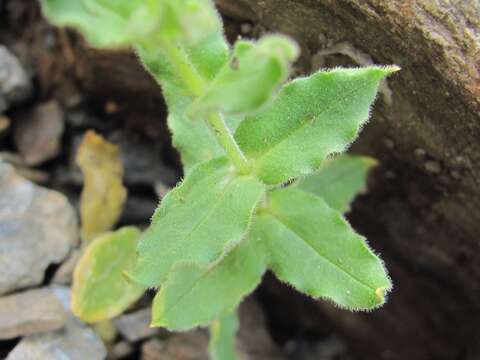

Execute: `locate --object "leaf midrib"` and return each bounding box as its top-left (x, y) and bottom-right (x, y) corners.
top-left (245, 78), bottom-right (374, 161)
top-left (265, 211), bottom-right (378, 293)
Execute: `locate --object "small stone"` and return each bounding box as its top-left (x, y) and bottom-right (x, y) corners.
top-left (414, 148), bottom-right (426, 158)
top-left (383, 138), bottom-right (395, 150)
top-left (0, 115), bottom-right (10, 135)
top-left (13, 101), bottom-right (64, 166)
top-left (0, 287), bottom-right (67, 340)
top-left (52, 249), bottom-right (81, 285)
top-left (0, 162), bottom-right (78, 295)
top-left (0, 46), bottom-right (31, 111)
top-left (240, 23), bottom-right (253, 34)
top-left (111, 341), bottom-right (133, 359)
top-left (424, 160), bottom-right (441, 174)
top-left (141, 331), bottom-right (209, 360)
top-left (113, 308), bottom-right (159, 342)
top-left (237, 297), bottom-right (286, 359)
top-left (154, 181), bottom-right (171, 199)
top-left (6, 286), bottom-right (106, 360)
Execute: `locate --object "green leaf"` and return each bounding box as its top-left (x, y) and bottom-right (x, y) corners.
top-left (296, 154), bottom-right (377, 213)
top-left (190, 35), bottom-right (299, 116)
top-left (40, 0), bottom-right (134, 47)
top-left (151, 236), bottom-right (265, 330)
top-left (129, 157), bottom-right (265, 287)
top-left (235, 66), bottom-right (399, 185)
top-left (41, 0), bottom-right (222, 49)
top-left (72, 227), bottom-right (145, 323)
top-left (257, 188), bottom-right (391, 310)
top-left (209, 312), bottom-right (240, 360)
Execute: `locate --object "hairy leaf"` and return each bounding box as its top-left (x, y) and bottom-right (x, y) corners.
top-left (76, 130), bottom-right (127, 242)
top-left (129, 157), bottom-right (265, 287)
top-left (190, 35), bottom-right (299, 116)
top-left (151, 236), bottom-right (265, 330)
top-left (209, 312), bottom-right (240, 360)
top-left (40, 0), bottom-right (134, 47)
top-left (235, 66), bottom-right (398, 185)
top-left (257, 188), bottom-right (391, 310)
top-left (41, 0), bottom-right (221, 48)
top-left (296, 154), bottom-right (377, 213)
top-left (72, 227), bottom-right (145, 323)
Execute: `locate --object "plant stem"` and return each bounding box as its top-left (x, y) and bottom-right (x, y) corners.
top-left (207, 112), bottom-right (251, 174)
top-left (161, 42), bottom-right (207, 97)
top-left (160, 41), bottom-right (250, 174)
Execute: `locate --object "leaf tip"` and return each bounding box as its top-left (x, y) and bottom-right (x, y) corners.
top-left (383, 65), bottom-right (401, 75)
top-left (375, 286), bottom-right (388, 304)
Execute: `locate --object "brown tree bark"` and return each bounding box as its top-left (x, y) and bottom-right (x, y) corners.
top-left (214, 1), bottom-right (480, 359)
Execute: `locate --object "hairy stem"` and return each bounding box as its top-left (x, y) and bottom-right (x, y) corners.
top-left (207, 112), bottom-right (250, 174)
top-left (161, 41), bottom-right (250, 174)
top-left (161, 42), bottom-right (207, 97)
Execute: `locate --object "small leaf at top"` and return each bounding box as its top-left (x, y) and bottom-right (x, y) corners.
top-left (41, 0), bottom-right (221, 48)
top-left (72, 226), bottom-right (145, 323)
top-left (296, 154), bottom-right (377, 213)
top-left (209, 312), bottom-right (240, 360)
top-left (151, 235), bottom-right (266, 330)
top-left (257, 188), bottom-right (391, 310)
top-left (128, 157), bottom-right (265, 288)
top-left (189, 35), bottom-right (300, 116)
top-left (234, 66), bottom-right (399, 185)
top-left (76, 130), bottom-right (127, 242)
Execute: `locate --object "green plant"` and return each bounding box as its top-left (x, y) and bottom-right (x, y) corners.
top-left (41, 0), bottom-right (397, 358)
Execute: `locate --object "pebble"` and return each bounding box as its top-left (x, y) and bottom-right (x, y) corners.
top-left (0, 115), bottom-right (10, 135)
top-left (424, 160), bottom-right (441, 174)
top-left (0, 287), bottom-right (67, 340)
top-left (0, 162), bottom-right (78, 295)
top-left (13, 101), bottom-right (65, 166)
top-left (0, 46), bottom-right (31, 112)
top-left (141, 331), bottom-right (209, 360)
top-left (6, 286), bottom-right (106, 360)
top-left (52, 249), bottom-right (81, 285)
top-left (113, 308), bottom-right (160, 342)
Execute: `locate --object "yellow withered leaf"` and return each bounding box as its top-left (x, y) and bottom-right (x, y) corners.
top-left (76, 130), bottom-right (127, 242)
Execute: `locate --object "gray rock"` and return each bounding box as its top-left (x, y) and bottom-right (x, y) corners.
top-left (6, 286), bottom-right (107, 360)
top-left (13, 101), bottom-right (64, 166)
top-left (0, 162), bottom-right (79, 295)
top-left (140, 298), bottom-right (284, 360)
top-left (141, 331), bottom-right (209, 360)
top-left (0, 287), bottom-right (67, 340)
top-left (52, 249), bottom-right (81, 285)
top-left (0, 46), bottom-right (31, 112)
top-left (113, 308), bottom-right (160, 342)
top-left (237, 297), bottom-right (285, 360)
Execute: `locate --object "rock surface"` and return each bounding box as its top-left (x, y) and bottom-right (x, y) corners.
top-left (6, 286), bottom-right (106, 360)
top-left (0, 45), bottom-right (31, 112)
top-left (0, 162), bottom-right (78, 295)
top-left (140, 298), bottom-right (284, 360)
top-left (13, 101), bottom-right (65, 165)
top-left (213, 1), bottom-right (480, 359)
top-left (141, 332), bottom-right (209, 360)
top-left (52, 249), bottom-right (81, 285)
top-left (0, 287), bottom-right (67, 340)
top-left (113, 308), bottom-right (159, 343)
